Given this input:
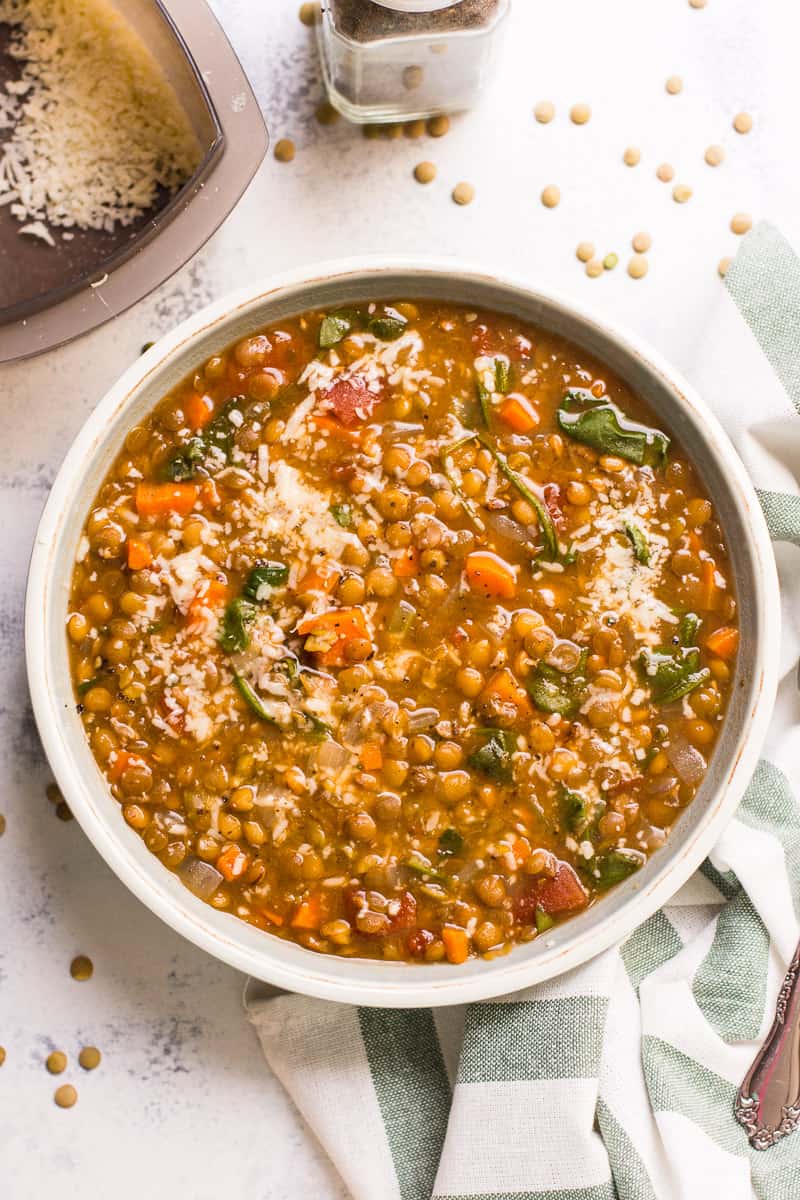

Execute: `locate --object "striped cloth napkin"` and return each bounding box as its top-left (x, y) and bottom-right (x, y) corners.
top-left (246, 223), bottom-right (800, 1200)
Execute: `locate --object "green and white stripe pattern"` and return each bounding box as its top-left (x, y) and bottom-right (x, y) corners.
top-left (246, 224), bottom-right (800, 1200)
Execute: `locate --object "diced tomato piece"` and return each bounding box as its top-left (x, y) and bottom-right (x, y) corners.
top-left (389, 891), bottom-right (417, 932)
top-left (536, 861), bottom-right (589, 914)
top-left (319, 375), bottom-right (381, 425)
top-left (543, 483), bottom-right (564, 528)
top-left (407, 929), bottom-right (435, 957)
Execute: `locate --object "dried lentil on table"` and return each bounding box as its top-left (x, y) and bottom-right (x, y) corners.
top-left (70, 955), bottom-right (93, 982)
top-left (0, 813), bottom-right (5, 837)
top-left (315, 101), bottom-right (339, 125)
top-left (452, 182), bottom-right (475, 206)
top-left (534, 100), bottom-right (555, 124)
top-left (570, 103), bottom-right (591, 125)
top-left (623, 146), bottom-right (641, 166)
top-left (603, 253), bottom-right (618, 270)
top-left (273, 139), bottom-right (295, 163)
top-left (414, 161), bottom-right (436, 184)
top-left (665, 75), bottom-right (683, 95)
top-left (427, 114), bottom-right (450, 137)
top-left (628, 254), bottom-right (649, 278)
top-left (718, 256), bottom-right (733, 277)
top-left (54, 1085), bottom-right (77, 1109)
top-left (673, 183), bottom-right (693, 203)
top-left (79, 1046), bottom-right (102, 1071)
top-left (298, 1), bottom-right (320, 25)
top-left (585, 258), bottom-right (603, 277)
top-left (731, 212), bottom-right (753, 235)
top-left (0, 1047), bottom-right (6, 1067)
top-left (632, 232), bottom-right (652, 253)
top-left (705, 144), bottom-right (725, 166)
top-left (657, 162), bottom-right (675, 182)
top-left (541, 185), bottom-right (560, 208)
top-left (733, 111), bottom-right (753, 134)
top-left (576, 241), bottom-right (595, 262)
top-left (46, 1051), bottom-right (67, 1075)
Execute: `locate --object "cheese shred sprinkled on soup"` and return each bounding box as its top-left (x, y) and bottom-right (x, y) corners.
top-left (67, 302), bottom-right (738, 963)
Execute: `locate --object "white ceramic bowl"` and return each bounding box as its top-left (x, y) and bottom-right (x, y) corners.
top-left (26, 259), bottom-right (781, 1007)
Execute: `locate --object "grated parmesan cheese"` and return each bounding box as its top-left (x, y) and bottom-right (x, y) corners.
top-left (0, 0), bottom-right (201, 237)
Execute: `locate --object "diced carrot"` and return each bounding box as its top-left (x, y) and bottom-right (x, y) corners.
top-left (442, 925), bottom-right (470, 965)
top-left (688, 530), bottom-right (703, 553)
top-left (512, 837), bottom-right (532, 865)
top-left (135, 482), bottom-right (198, 518)
top-left (108, 750), bottom-right (146, 782)
top-left (482, 667), bottom-right (533, 718)
top-left (199, 478), bottom-right (221, 508)
top-left (185, 392), bottom-right (215, 432)
top-left (311, 415), bottom-right (363, 446)
top-left (464, 551), bottom-right (518, 599)
top-left (297, 606), bottom-right (371, 667)
top-left (126, 537), bottom-right (152, 570)
top-left (260, 908), bottom-right (285, 927)
top-left (699, 558), bottom-right (720, 611)
top-left (297, 561), bottom-right (341, 594)
top-left (291, 892), bottom-right (325, 930)
top-left (706, 625), bottom-right (739, 660)
top-left (187, 577), bottom-right (228, 629)
top-left (499, 392), bottom-right (539, 434)
top-left (359, 743), bottom-right (384, 772)
top-left (392, 546), bottom-right (418, 577)
top-left (216, 845), bottom-right (250, 881)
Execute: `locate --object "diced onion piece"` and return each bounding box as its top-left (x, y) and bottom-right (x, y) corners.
top-left (666, 737), bottom-right (706, 786)
top-left (178, 857), bottom-right (223, 900)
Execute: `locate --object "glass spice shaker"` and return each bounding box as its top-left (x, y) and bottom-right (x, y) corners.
top-left (317, 0), bottom-right (510, 124)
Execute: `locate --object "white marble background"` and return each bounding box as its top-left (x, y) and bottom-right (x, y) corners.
top-left (1, 1), bottom-right (799, 1197)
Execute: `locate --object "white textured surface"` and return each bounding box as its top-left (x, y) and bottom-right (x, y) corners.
top-left (0, 1), bottom-right (797, 1196)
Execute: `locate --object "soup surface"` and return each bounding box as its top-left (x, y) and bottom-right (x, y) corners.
top-left (67, 301), bottom-right (739, 964)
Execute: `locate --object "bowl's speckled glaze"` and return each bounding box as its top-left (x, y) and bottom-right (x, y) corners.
top-left (25, 260), bottom-right (780, 1007)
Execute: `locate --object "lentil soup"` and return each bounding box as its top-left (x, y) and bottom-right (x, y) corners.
top-left (67, 301), bottom-right (739, 964)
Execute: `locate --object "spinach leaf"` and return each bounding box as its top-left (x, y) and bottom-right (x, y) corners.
top-left (163, 437), bottom-right (205, 482)
top-left (330, 503), bottom-right (353, 528)
top-left (678, 611), bottom-right (701, 647)
top-left (219, 598), bottom-right (258, 653)
top-left (243, 560), bottom-right (289, 601)
top-left (478, 434), bottom-right (571, 564)
top-left (624, 520), bottom-right (650, 565)
top-left (77, 677), bottom-right (100, 695)
top-left (527, 650), bottom-right (588, 717)
top-left (368, 315), bottom-right (407, 341)
top-left (476, 378), bottom-right (493, 427)
top-left (638, 645), bottom-right (710, 704)
top-left (162, 397), bottom-right (243, 481)
top-left (319, 311), bottom-right (357, 348)
top-left (557, 389), bottom-right (670, 467)
top-left (559, 785), bottom-right (589, 834)
top-left (535, 906), bottom-right (555, 933)
top-left (438, 828), bottom-right (464, 857)
top-left (468, 728), bottom-right (517, 783)
top-left (494, 357), bottom-right (511, 394)
top-left (591, 848), bottom-right (646, 889)
top-left (233, 672), bottom-right (278, 723)
top-left (405, 852), bottom-right (448, 882)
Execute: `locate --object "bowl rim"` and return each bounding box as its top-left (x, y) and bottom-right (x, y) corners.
top-left (25, 256), bottom-right (781, 1006)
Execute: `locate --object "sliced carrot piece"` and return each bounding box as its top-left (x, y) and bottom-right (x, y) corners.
top-left (297, 606), bottom-right (371, 667)
top-left (464, 551), bottom-right (518, 599)
top-left (291, 892), bottom-right (325, 930)
top-left (481, 667), bottom-right (533, 718)
top-left (135, 482), bottom-right (198, 518)
top-left (359, 743), bottom-right (384, 772)
top-left (216, 845), bottom-right (250, 881)
top-left (297, 561), bottom-right (341, 594)
top-left (699, 558), bottom-right (720, 611)
top-left (499, 392), bottom-right (539, 434)
top-left (706, 625), bottom-right (739, 660)
top-left (108, 750), bottom-right (147, 782)
top-left (512, 837), bottom-right (532, 865)
top-left (311, 415), bottom-right (363, 446)
top-left (126, 537), bottom-right (152, 570)
top-left (442, 925), bottom-right (470, 965)
top-left (392, 546), bottom-right (418, 577)
top-left (185, 392), bottom-right (215, 432)
top-left (260, 908), bottom-right (285, 927)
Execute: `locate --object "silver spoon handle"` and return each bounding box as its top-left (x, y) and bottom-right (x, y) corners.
top-left (735, 937), bottom-right (800, 1149)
